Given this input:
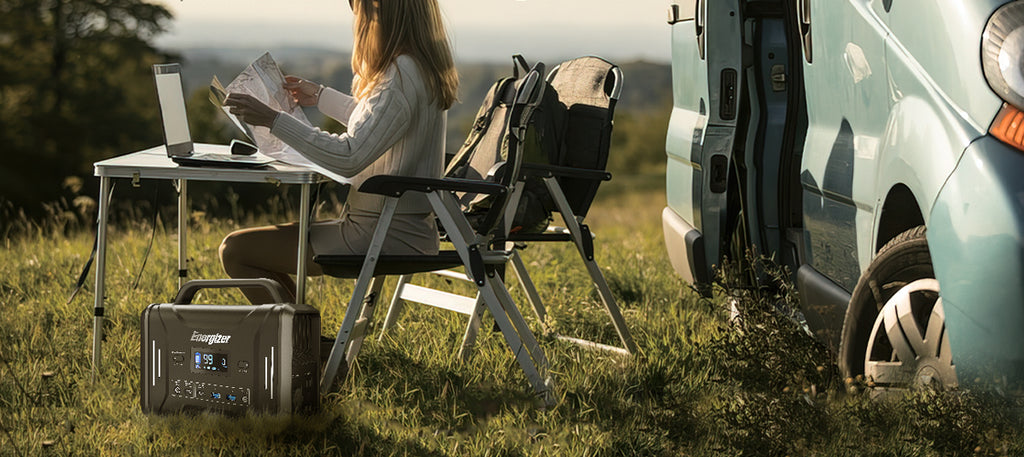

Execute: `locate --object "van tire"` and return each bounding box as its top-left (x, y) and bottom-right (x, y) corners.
top-left (838, 225), bottom-right (956, 390)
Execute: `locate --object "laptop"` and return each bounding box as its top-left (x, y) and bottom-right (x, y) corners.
top-left (153, 63), bottom-right (274, 168)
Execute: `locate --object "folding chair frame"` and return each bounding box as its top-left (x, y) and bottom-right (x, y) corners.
top-left (317, 68), bottom-right (555, 404)
top-left (380, 60), bottom-right (638, 358)
top-left (319, 188), bottom-right (554, 403)
top-left (379, 182), bottom-right (527, 361)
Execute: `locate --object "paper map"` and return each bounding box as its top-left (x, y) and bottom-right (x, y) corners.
top-left (210, 52), bottom-right (349, 183)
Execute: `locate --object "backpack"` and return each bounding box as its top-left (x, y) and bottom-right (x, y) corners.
top-left (506, 55), bottom-right (620, 232)
top-left (513, 56), bottom-right (567, 234)
top-left (450, 55), bottom-right (618, 235)
top-left (447, 57), bottom-right (564, 234)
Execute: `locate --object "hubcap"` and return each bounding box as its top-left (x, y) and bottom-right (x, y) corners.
top-left (864, 278), bottom-right (957, 389)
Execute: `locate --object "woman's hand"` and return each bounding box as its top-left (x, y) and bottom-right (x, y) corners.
top-left (224, 93), bottom-right (280, 128)
top-left (283, 76), bottom-right (323, 107)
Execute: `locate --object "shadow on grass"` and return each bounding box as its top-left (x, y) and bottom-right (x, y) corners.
top-left (352, 343), bottom-right (537, 427)
top-left (148, 412), bottom-right (449, 456)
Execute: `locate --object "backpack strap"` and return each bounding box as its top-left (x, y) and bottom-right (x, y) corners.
top-left (445, 77), bottom-right (517, 176)
top-left (512, 54), bottom-right (531, 79)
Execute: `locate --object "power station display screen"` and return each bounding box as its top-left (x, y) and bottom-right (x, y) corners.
top-left (192, 349), bottom-right (229, 374)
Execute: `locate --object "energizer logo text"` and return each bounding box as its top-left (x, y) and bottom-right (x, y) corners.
top-left (190, 331), bottom-right (232, 344)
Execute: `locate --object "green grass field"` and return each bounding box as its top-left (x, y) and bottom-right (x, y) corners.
top-left (2, 179), bottom-right (1023, 456)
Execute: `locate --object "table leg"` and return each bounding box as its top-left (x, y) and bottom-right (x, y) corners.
top-left (91, 176), bottom-right (111, 382)
top-left (296, 183), bottom-right (311, 304)
top-left (178, 179), bottom-right (188, 288)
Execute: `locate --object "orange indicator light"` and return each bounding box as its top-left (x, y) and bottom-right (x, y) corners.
top-left (990, 103), bottom-right (1024, 150)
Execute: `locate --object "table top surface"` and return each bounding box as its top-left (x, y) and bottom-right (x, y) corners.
top-left (94, 144), bottom-right (331, 185)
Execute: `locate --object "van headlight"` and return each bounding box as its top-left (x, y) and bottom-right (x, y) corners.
top-left (983, 1), bottom-right (1024, 150)
top-left (984, 1), bottom-right (1024, 107)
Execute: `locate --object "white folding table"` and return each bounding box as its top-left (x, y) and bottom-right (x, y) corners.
top-left (91, 143), bottom-right (330, 381)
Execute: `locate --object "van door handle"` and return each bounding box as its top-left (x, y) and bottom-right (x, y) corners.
top-left (695, 0), bottom-right (706, 60)
top-left (796, 0), bottom-right (812, 63)
top-left (710, 154), bottom-right (728, 193)
top-left (669, 4), bottom-right (682, 24)
top-left (667, 2), bottom-right (696, 24)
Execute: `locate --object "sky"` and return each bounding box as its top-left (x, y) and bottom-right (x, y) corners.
top-left (153, 0), bottom-right (672, 63)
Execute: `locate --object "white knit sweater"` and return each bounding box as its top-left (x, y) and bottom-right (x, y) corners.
top-left (269, 55), bottom-right (445, 255)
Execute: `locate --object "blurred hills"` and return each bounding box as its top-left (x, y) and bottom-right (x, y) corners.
top-left (176, 46), bottom-right (671, 156)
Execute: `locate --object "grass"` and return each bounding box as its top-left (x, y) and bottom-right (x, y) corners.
top-left (2, 177), bottom-right (1023, 456)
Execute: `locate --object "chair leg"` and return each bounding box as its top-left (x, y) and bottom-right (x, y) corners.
top-left (378, 274), bottom-right (411, 342)
top-left (581, 255), bottom-right (639, 355)
top-left (320, 275), bottom-right (385, 395)
top-left (320, 198), bottom-right (398, 395)
top-left (510, 250), bottom-right (547, 323)
top-left (492, 273), bottom-right (550, 370)
top-left (427, 190), bottom-right (554, 404)
top-left (477, 272), bottom-right (554, 404)
top-left (457, 294), bottom-right (485, 361)
top-left (345, 276), bottom-right (386, 365)
top-left (543, 176), bottom-right (638, 355)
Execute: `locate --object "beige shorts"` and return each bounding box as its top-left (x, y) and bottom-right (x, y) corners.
top-left (309, 212), bottom-right (439, 256)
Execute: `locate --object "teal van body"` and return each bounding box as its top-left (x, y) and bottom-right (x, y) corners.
top-left (664, 0), bottom-right (1024, 389)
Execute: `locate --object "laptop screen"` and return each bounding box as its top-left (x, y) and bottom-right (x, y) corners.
top-left (153, 64), bottom-right (194, 157)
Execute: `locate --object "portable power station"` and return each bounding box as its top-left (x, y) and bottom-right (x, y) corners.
top-left (140, 279), bottom-right (320, 415)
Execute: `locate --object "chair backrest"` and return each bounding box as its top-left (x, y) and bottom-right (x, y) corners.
top-left (546, 56), bottom-right (621, 216)
top-left (450, 64), bottom-right (548, 238)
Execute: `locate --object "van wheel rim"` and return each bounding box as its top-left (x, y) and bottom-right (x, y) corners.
top-left (864, 278), bottom-right (957, 389)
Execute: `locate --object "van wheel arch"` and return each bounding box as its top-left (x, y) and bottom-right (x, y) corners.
top-left (875, 184), bottom-right (924, 253)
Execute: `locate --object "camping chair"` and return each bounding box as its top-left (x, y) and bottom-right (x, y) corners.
top-left (313, 65), bottom-right (555, 404)
top-left (507, 56), bottom-right (637, 355)
top-left (380, 57), bottom-right (637, 359)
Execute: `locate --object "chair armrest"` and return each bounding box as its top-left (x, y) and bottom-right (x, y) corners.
top-left (520, 163), bottom-right (612, 181)
top-left (359, 175), bottom-right (508, 197)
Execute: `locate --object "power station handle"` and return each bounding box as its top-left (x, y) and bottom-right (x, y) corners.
top-left (172, 279), bottom-right (290, 305)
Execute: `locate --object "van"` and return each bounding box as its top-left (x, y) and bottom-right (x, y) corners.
top-left (663, 0), bottom-right (1024, 391)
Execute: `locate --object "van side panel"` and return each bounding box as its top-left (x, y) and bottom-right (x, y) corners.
top-left (871, 0), bottom-right (999, 262)
top-left (884, 0), bottom-right (1003, 134)
top-left (800, 0), bottom-right (889, 291)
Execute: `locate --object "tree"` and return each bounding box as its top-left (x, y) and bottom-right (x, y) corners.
top-left (0, 0), bottom-right (173, 214)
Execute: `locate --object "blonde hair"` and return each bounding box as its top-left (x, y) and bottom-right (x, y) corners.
top-left (351, 0), bottom-right (459, 110)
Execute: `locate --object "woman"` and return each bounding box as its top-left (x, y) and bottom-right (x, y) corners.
top-left (221, 0), bottom-right (458, 305)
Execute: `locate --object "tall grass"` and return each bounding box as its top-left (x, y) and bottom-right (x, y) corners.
top-left (1, 179), bottom-right (1022, 456)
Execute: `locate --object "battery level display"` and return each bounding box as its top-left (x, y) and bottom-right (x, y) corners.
top-left (192, 350), bottom-right (229, 373)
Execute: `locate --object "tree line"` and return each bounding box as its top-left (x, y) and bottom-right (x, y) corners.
top-left (0, 0), bottom-right (174, 222)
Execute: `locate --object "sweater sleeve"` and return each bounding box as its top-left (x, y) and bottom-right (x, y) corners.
top-left (270, 78), bottom-right (413, 178)
top-left (317, 87), bottom-right (357, 125)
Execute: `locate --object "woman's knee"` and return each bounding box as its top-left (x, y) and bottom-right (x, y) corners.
top-left (218, 225), bottom-right (302, 277)
top-left (219, 230), bottom-right (248, 274)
